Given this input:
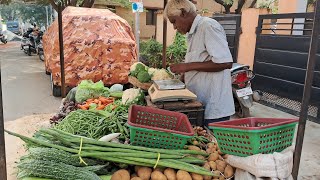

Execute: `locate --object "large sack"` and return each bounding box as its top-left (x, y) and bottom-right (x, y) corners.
top-left (43, 7), bottom-right (137, 87)
top-left (225, 146), bottom-right (294, 179)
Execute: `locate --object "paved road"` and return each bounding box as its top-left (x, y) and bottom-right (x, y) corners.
top-left (0, 42), bottom-right (61, 121)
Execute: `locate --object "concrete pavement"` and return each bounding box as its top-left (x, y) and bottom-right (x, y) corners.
top-left (0, 42), bottom-right (61, 121)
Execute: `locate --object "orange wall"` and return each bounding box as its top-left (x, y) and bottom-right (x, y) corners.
top-left (237, 8), bottom-right (270, 69)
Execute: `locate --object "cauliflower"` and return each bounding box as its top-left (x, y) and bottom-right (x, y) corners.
top-left (121, 88), bottom-right (145, 105)
top-left (148, 68), bottom-right (157, 76)
top-left (137, 71), bottom-right (151, 83)
top-left (151, 69), bottom-right (173, 81)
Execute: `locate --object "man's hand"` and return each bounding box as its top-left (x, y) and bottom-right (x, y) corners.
top-left (170, 63), bottom-right (190, 74)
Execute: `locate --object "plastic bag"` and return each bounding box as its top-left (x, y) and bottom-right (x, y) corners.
top-left (75, 80), bottom-right (109, 103)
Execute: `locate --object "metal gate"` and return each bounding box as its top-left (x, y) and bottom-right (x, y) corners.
top-left (212, 15), bottom-right (241, 62)
top-left (253, 13), bottom-right (320, 123)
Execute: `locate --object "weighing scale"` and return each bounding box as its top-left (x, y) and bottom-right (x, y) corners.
top-left (148, 79), bottom-right (197, 103)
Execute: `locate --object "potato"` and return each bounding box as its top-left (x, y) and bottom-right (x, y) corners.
top-left (196, 155), bottom-right (206, 160)
top-left (135, 166), bottom-right (142, 173)
top-left (206, 148), bottom-right (213, 154)
top-left (209, 161), bottom-right (217, 170)
top-left (193, 140), bottom-right (199, 146)
top-left (208, 152), bottom-right (219, 161)
top-left (203, 175), bottom-right (211, 180)
top-left (203, 162), bottom-right (211, 170)
top-left (188, 145), bottom-right (201, 151)
top-left (216, 160), bottom-right (227, 173)
top-left (191, 173), bottom-right (203, 180)
top-left (217, 150), bottom-right (223, 155)
top-left (164, 168), bottom-right (176, 180)
top-left (111, 169), bottom-right (130, 180)
top-left (219, 175), bottom-right (225, 180)
top-left (131, 177), bottom-right (143, 180)
top-left (207, 143), bottom-right (215, 149)
top-left (131, 173), bottom-right (138, 178)
top-left (137, 167), bottom-right (152, 180)
top-left (154, 167), bottom-right (165, 173)
top-left (151, 171), bottom-right (168, 180)
top-left (201, 149), bottom-right (206, 153)
top-left (213, 170), bottom-right (221, 177)
top-left (224, 165), bottom-right (234, 178)
top-left (176, 170), bottom-right (192, 180)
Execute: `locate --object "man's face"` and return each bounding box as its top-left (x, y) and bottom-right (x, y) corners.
top-left (168, 15), bottom-right (190, 35)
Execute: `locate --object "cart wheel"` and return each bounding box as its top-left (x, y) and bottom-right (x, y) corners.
top-left (50, 74), bottom-right (61, 97)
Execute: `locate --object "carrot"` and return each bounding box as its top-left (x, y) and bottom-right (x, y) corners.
top-left (86, 99), bottom-right (94, 103)
top-left (93, 99), bottom-right (99, 104)
top-left (78, 105), bottom-right (87, 110)
top-left (96, 105), bottom-right (105, 110)
top-left (83, 104), bottom-right (90, 109)
top-left (100, 99), bottom-right (108, 104)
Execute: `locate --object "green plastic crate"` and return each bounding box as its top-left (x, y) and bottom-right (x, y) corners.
top-left (209, 118), bottom-right (298, 157)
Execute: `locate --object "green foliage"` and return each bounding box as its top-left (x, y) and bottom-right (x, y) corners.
top-left (140, 38), bottom-right (163, 68)
top-left (0, 2), bottom-right (48, 27)
top-left (166, 32), bottom-right (187, 65)
top-left (140, 33), bottom-right (187, 68)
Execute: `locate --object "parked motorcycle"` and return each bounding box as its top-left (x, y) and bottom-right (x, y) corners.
top-left (0, 33), bottom-right (7, 44)
top-left (21, 28), bottom-right (37, 56)
top-left (231, 63), bottom-right (260, 118)
top-left (36, 31), bottom-right (44, 61)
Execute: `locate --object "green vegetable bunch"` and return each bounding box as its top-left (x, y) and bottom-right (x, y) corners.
top-left (75, 80), bottom-right (109, 103)
top-left (130, 62), bottom-right (152, 83)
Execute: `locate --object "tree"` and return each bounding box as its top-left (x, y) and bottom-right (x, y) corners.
top-left (47, 0), bottom-right (95, 11)
top-left (213, 0), bottom-right (257, 14)
top-left (0, 2), bottom-right (48, 27)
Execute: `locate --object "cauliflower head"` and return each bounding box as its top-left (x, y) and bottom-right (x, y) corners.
top-left (151, 69), bottom-right (173, 81)
top-left (148, 68), bottom-right (157, 76)
top-left (121, 88), bottom-right (145, 105)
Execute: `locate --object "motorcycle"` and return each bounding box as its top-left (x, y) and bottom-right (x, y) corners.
top-left (36, 31), bottom-right (44, 61)
top-left (231, 63), bottom-right (261, 118)
top-left (21, 28), bottom-right (37, 56)
top-left (0, 33), bottom-right (7, 44)
top-left (38, 40), bottom-right (44, 61)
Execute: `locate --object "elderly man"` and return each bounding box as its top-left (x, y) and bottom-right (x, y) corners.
top-left (164, 0), bottom-right (235, 126)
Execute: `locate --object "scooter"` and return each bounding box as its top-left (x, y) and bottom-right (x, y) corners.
top-left (0, 33), bottom-right (7, 44)
top-left (21, 28), bottom-right (37, 56)
top-left (36, 31), bottom-right (44, 61)
top-left (38, 40), bottom-right (44, 61)
top-left (231, 63), bottom-right (261, 118)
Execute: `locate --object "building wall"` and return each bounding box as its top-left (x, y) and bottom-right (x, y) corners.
top-left (143, 0), bottom-right (163, 9)
top-left (156, 13), bottom-right (176, 46)
top-left (139, 12), bottom-right (156, 39)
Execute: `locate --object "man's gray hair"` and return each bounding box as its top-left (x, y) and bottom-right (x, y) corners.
top-left (164, 0), bottom-right (197, 19)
